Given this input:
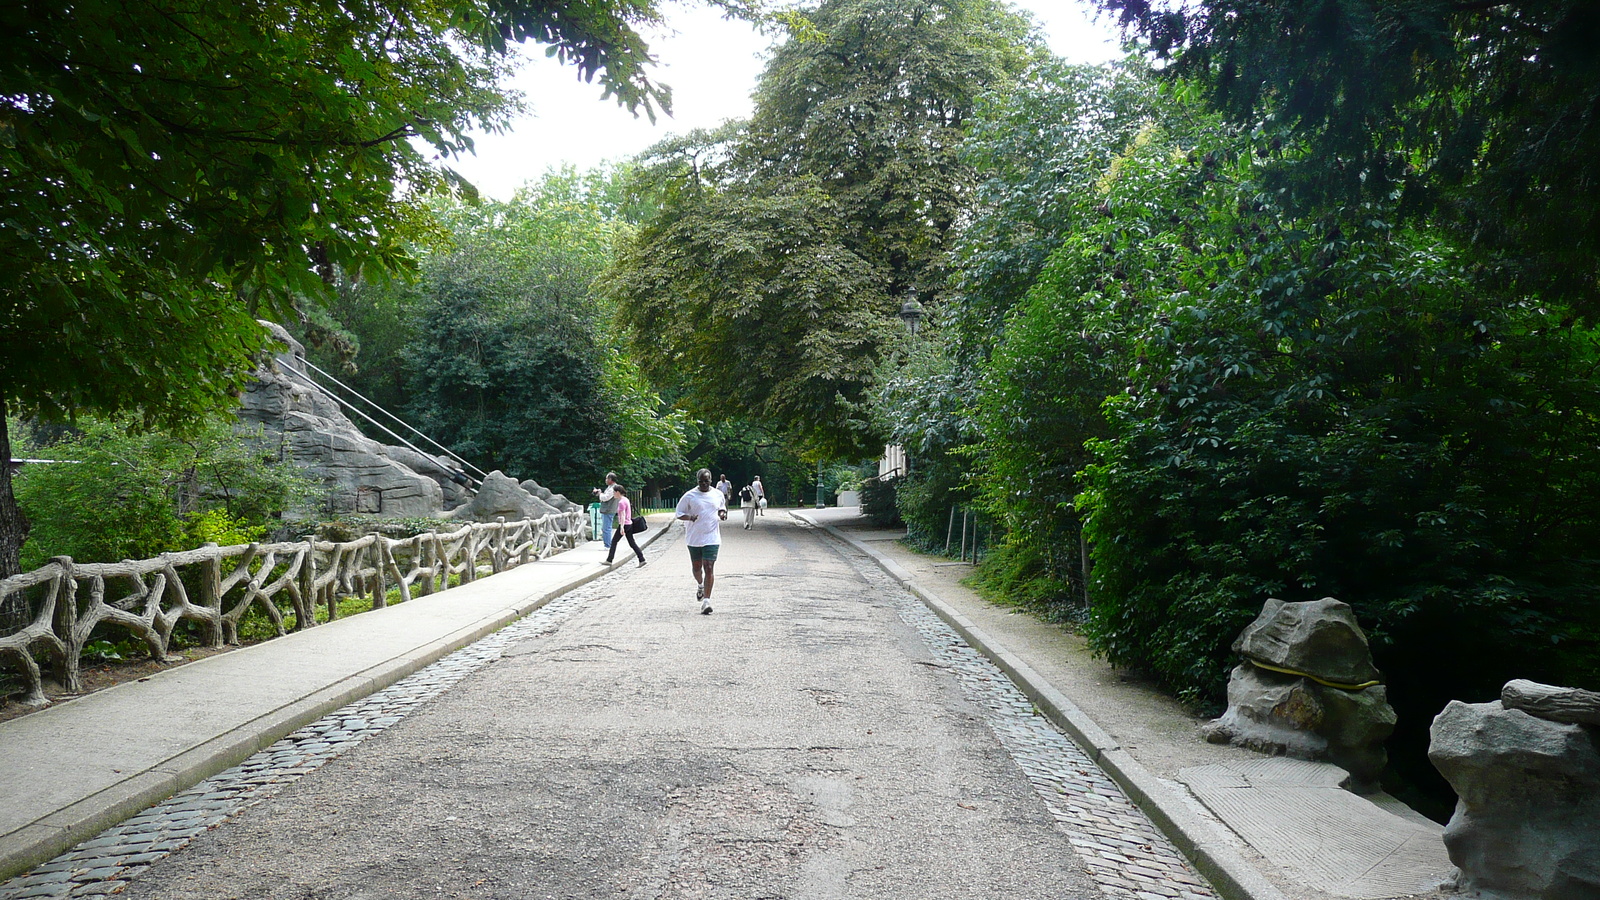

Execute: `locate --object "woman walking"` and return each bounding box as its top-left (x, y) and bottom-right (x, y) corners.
top-left (604, 486), bottom-right (647, 567)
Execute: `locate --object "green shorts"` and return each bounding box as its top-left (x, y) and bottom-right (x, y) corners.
top-left (688, 544), bottom-right (720, 562)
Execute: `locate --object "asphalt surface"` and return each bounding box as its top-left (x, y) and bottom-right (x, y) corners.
top-left (69, 514), bottom-right (1143, 900)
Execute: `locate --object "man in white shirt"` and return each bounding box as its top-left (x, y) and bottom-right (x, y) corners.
top-left (676, 468), bottom-right (728, 615)
top-left (715, 473), bottom-right (733, 500)
top-left (751, 475), bottom-right (766, 515)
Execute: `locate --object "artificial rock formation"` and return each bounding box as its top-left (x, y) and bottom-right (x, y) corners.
top-left (446, 471), bottom-right (564, 521)
top-left (241, 324), bottom-right (578, 523)
top-left (1429, 688), bottom-right (1600, 900)
top-left (1201, 598), bottom-right (1395, 788)
top-left (240, 324), bottom-right (444, 517)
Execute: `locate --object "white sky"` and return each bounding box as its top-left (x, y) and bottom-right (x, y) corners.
top-left (446, 0), bottom-right (1127, 200)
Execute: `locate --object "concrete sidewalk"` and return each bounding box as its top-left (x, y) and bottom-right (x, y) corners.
top-left (794, 507), bottom-right (1453, 900)
top-left (0, 518), bottom-right (671, 882)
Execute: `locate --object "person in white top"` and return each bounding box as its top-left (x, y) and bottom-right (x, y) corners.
top-left (715, 474), bottom-right (733, 500)
top-left (675, 468), bottom-right (728, 615)
top-left (751, 475), bottom-right (766, 515)
top-left (739, 482), bottom-right (757, 529)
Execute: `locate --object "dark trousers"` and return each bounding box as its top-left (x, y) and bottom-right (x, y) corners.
top-left (606, 524), bottom-right (644, 563)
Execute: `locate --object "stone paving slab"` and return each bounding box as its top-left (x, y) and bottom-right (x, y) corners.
top-left (0, 519), bottom-right (669, 882)
top-left (1177, 760), bottom-right (1448, 900)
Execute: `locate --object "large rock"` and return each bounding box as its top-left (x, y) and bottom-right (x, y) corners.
top-left (521, 480), bottom-right (583, 514)
top-left (1429, 698), bottom-right (1600, 899)
top-left (241, 323), bottom-right (583, 525)
top-left (1233, 597), bottom-right (1382, 686)
top-left (1202, 597), bottom-right (1394, 789)
top-left (447, 471), bottom-right (562, 522)
top-left (383, 444), bottom-right (474, 511)
top-left (239, 324), bottom-right (443, 518)
top-left (1201, 663), bottom-right (1395, 787)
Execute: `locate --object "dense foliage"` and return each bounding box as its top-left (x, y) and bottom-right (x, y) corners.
top-left (0, 0), bottom-right (696, 575)
top-left (12, 417), bottom-right (321, 571)
top-left (610, 0), bottom-right (1044, 458)
top-left (911, 55), bottom-right (1600, 807)
top-left (298, 170), bottom-right (688, 490)
top-left (1097, 0), bottom-right (1600, 317)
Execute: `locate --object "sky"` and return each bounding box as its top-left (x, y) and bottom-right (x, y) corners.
top-left (445, 1), bottom-right (1127, 200)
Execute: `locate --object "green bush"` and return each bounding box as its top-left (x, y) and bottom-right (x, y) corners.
top-left (858, 476), bottom-right (902, 528)
top-left (13, 415), bottom-right (321, 569)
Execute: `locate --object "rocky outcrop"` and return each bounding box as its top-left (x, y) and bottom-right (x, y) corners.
top-left (1429, 694), bottom-right (1600, 900)
top-left (521, 480), bottom-right (584, 514)
top-left (445, 471), bottom-right (564, 521)
top-left (240, 324), bottom-right (442, 518)
top-left (1201, 598), bottom-right (1395, 788)
top-left (240, 323), bottom-right (581, 524)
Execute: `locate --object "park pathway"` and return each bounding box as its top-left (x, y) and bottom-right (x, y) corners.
top-left (3, 515), bottom-right (1214, 900)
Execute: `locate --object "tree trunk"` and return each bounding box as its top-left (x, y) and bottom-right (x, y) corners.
top-left (0, 402), bottom-right (33, 630)
top-left (0, 404), bottom-right (28, 577)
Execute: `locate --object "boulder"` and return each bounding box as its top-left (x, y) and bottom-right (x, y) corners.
top-left (1203, 597), bottom-right (1394, 789)
top-left (1429, 698), bottom-right (1600, 899)
top-left (446, 471), bottom-right (562, 522)
top-left (1201, 663), bottom-right (1395, 787)
top-left (1233, 597), bottom-right (1382, 686)
top-left (521, 480), bottom-right (583, 513)
top-left (238, 324), bottom-right (443, 518)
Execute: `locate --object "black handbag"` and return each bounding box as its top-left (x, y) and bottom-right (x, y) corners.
top-left (628, 514), bottom-right (648, 534)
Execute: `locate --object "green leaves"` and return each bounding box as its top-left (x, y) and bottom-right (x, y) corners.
top-left (610, 0), bottom-right (1041, 458)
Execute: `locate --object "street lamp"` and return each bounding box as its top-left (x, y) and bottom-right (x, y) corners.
top-left (898, 295), bottom-right (925, 334)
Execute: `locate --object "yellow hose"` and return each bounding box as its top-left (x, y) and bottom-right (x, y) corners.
top-left (1248, 659), bottom-right (1383, 691)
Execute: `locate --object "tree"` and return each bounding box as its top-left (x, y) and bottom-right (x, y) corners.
top-left (871, 59), bottom-right (1168, 581)
top-left (0, 0), bottom-right (690, 576)
top-left (1095, 0), bottom-right (1600, 316)
top-left (610, 0), bottom-right (1043, 458)
top-left (401, 176), bottom-right (686, 485)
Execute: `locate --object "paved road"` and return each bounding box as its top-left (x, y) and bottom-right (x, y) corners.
top-left (10, 516), bottom-right (1211, 900)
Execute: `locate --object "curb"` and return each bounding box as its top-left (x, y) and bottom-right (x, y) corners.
top-left (0, 521), bottom-right (671, 883)
top-left (795, 512), bottom-right (1287, 900)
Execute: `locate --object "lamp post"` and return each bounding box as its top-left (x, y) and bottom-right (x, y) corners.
top-left (816, 459), bottom-right (825, 509)
top-left (898, 295), bottom-right (925, 334)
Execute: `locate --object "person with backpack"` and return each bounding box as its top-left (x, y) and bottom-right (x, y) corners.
top-left (739, 482), bottom-right (757, 529)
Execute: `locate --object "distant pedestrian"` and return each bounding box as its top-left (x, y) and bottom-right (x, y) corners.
top-left (591, 471), bottom-right (619, 549)
top-left (716, 473), bottom-right (733, 501)
top-left (603, 486), bottom-right (647, 567)
top-left (739, 482), bottom-right (756, 529)
top-left (676, 468), bottom-right (728, 615)
top-left (751, 475), bottom-right (766, 515)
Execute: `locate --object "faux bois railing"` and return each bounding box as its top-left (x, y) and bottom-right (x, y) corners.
top-left (0, 512), bottom-right (587, 707)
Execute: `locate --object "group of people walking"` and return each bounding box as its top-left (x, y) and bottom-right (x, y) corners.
top-left (593, 469), bottom-right (770, 616)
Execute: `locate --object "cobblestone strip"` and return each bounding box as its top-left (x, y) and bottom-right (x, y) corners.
top-left (0, 572), bottom-right (626, 900)
top-left (846, 555), bottom-right (1218, 900)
